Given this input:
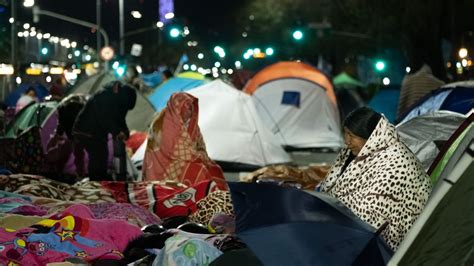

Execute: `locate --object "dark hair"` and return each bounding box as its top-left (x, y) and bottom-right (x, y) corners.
top-left (26, 86), bottom-right (36, 95)
top-left (162, 69), bottom-right (173, 79)
top-left (343, 107), bottom-right (381, 140)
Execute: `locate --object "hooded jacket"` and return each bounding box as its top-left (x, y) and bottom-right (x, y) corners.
top-left (320, 116), bottom-right (432, 250)
top-left (73, 81), bottom-right (137, 139)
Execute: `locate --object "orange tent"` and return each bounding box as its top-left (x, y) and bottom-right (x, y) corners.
top-left (243, 61), bottom-right (337, 107)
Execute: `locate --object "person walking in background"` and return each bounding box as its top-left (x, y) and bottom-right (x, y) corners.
top-left (72, 81), bottom-right (137, 181)
top-left (15, 86), bottom-right (37, 113)
top-left (397, 64), bottom-right (445, 119)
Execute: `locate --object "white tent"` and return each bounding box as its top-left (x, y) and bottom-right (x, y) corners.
top-left (131, 80), bottom-right (291, 170)
top-left (187, 79), bottom-right (291, 166)
top-left (250, 79), bottom-right (343, 149)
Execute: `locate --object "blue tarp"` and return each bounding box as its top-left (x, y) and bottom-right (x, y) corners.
top-left (368, 87), bottom-right (400, 123)
top-left (141, 72), bottom-right (162, 88)
top-left (4, 83), bottom-right (49, 107)
top-left (148, 77), bottom-right (205, 111)
top-left (399, 85), bottom-right (474, 123)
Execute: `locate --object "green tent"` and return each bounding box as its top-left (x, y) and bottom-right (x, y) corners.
top-left (333, 72), bottom-right (364, 88)
top-left (389, 114), bottom-right (473, 266)
top-left (428, 113), bottom-right (474, 184)
top-left (5, 101), bottom-right (58, 139)
top-left (68, 71), bottom-right (156, 132)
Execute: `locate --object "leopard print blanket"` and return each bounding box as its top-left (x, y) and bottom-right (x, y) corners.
top-left (0, 174), bottom-right (115, 203)
top-left (189, 190), bottom-right (234, 226)
top-left (320, 116), bottom-right (432, 250)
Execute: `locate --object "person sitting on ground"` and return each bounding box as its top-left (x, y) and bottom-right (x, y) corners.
top-left (318, 107), bottom-right (432, 250)
top-left (15, 86), bottom-right (37, 113)
top-left (72, 81), bottom-right (137, 181)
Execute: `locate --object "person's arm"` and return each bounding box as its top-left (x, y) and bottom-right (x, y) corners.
top-left (319, 149), bottom-right (351, 193)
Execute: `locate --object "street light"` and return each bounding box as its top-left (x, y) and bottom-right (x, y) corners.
top-left (459, 48), bottom-right (468, 59)
top-left (23, 23), bottom-right (30, 30)
top-left (292, 30), bottom-right (303, 40)
top-left (131, 11), bottom-right (142, 19)
top-left (156, 21), bottom-right (164, 28)
top-left (23, 0), bottom-right (34, 7)
top-left (165, 12), bottom-right (174, 19)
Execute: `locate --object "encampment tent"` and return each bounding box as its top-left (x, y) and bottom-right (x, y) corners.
top-left (243, 61), bottom-right (343, 149)
top-left (389, 114), bottom-right (474, 266)
top-left (4, 101), bottom-right (58, 153)
top-left (133, 80), bottom-right (292, 171)
top-left (68, 72), bottom-right (156, 132)
top-left (398, 81), bottom-right (474, 123)
top-left (187, 80), bottom-right (291, 169)
top-left (397, 111), bottom-right (466, 171)
top-left (148, 72), bottom-right (206, 111)
top-left (333, 72), bottom-right (364, 88)
top-left (427, 113), bottom-right (474, 184)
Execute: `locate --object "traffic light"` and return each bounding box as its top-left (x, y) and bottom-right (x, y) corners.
top-left (292, 30), bottom-right (304, 40)
top-left (265, 47), bottom-right (274, 56)
top-left (116, 65), bottom-right (126, 77)
top-left (375, 60), bottom-right (386, 72)
top-left (41, 47), bottom-right (48, 55)
top-left (169, 27), bottom-right (180, 38)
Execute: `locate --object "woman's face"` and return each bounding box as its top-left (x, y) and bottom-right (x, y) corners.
top-left (343, 127), bottom-right (367, 156)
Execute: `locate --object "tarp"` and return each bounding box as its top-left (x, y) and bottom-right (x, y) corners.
top-left (333, 72), bottom-right (364, 88)
top-left (388, 121), bottom-right (474, 266)
top-left (4, 83), bottom-right (49, 107)
top-left (141, 72), bottom-right (162, 88)
top-left (148, 72), bottom-right (206, 111)
top-left (242, 62), bottom-right (343, 149)
top-left (398, 82), bottom-right (474, 123)
top-left (368, 87), bottom-right (400, 123)
top-left (68, 72), bottom-right (156, 132)
top-left (397, 111), bottom-right (466, 171)
top-left (187, 80), bottom-right (291, 167)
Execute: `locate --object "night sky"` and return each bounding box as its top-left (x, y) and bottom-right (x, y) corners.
top-left (15, 0), bottom-right (248, 49)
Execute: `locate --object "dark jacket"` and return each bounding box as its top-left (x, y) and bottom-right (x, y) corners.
top-left (73, 81), bottom-right (137, 139)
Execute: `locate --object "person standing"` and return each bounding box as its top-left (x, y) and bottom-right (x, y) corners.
top-left (72, 81), bottom-right (137, 181)
top-left (397, 64), bottom-right (445, 119)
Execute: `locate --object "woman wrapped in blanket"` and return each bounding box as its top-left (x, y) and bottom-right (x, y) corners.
top-left (319, 107), bottom-right (432, 250)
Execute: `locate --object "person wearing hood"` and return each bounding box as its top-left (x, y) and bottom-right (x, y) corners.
top-left (72, 81), bottom-right (137, 181)
top-left (319, 107), bottom-right (432, 250)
